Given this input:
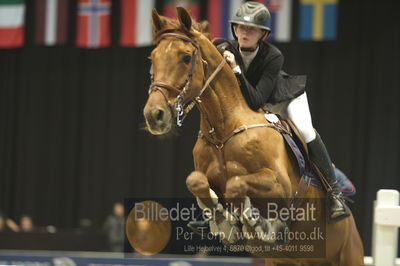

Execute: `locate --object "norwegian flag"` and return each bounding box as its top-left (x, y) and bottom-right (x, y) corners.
top-left (76, 0), bottom-right (111, 48)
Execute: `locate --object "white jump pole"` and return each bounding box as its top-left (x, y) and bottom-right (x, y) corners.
top-left (372, 189), bottom-right (400, 266)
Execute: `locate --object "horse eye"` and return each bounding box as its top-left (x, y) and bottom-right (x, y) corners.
top-left (182, 54), bottom-right (191, 64)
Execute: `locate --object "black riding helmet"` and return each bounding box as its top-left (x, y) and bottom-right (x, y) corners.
top-left (230, 1), bottom-right (271, 40)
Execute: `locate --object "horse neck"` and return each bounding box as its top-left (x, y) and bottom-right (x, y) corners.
top-left (197, 40), bottom-right (252, 138)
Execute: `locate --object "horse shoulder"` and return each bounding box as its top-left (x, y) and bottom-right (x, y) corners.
top-left (192, 137), bottom-right (220, 172)
top-left (225, 127), bottom-right (287, 171)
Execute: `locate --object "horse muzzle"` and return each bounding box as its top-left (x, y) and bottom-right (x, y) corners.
top-left (143, 105), bottom-right (173, 135)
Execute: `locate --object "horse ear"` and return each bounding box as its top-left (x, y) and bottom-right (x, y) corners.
top-left (199, 21), bottom-right (209, 33)
top-left (151, 8), bottom-right (165, 33)
top-left (176, 6), bottom-right (192, 32)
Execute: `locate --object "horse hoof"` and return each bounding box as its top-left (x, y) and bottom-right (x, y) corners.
top-left (210, 220), bottom-right (240, 244)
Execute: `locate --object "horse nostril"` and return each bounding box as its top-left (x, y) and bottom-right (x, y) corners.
top-left (154, 109), bottom-right (164, 121)
top-left (156, 110), bottom-right (164, 121)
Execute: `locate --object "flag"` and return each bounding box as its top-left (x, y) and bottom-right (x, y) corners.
top-left (163, 0), bottom-right (200, 20)
top-left (0, 0), bottom-right (25, 48)
top-left (207, 0), bottom-right (243, 39)
top-left (120, 0), bottom-right (155, 47)
top-left (35, 0), bottom-right (69, 46)
top-left (298, 0), bottom-right (338, 41)
top-left (255, 0), bottom-right (292, 42)
top-left (76, 0), bottom-right (111, 48)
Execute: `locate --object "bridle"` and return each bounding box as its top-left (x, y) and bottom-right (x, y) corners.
top-left (148, 29), bottom-right (226, 126)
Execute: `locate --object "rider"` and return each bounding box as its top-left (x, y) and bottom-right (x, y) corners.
top-left (220, 1), bottom-right (349, 223)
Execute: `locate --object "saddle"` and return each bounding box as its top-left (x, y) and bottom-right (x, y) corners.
top-left (264, 112), bottom-right (356, 197)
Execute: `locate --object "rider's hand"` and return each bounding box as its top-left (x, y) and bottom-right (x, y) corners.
top-left (223, 51), bottom-right (237, 69)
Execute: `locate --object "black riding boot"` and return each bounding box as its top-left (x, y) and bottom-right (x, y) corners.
top-left (308, 133), bottom-right (350, 223)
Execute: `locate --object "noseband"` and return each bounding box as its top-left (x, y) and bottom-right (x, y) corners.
top-left (148, 30), bottom-right (226, 126)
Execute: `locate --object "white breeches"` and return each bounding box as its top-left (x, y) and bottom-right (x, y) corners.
top-left (264, 92), bottom-right (316, 143)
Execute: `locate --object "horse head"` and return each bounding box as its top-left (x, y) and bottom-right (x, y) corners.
top-left (143, 7), bottom-right (209, 135)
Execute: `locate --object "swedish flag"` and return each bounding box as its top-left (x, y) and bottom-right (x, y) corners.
top-left (298, 0), bottom-right (338, 41)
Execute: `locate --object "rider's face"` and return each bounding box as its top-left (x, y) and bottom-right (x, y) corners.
top-left (234, 24), bottom-right (265, 49)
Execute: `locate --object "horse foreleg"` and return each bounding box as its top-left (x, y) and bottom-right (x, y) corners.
top-left (186, 171), bottom-right (215, 208)
top-left (225, 170), bottom-right (288, 243)
top-left (186, 171), bottom-right (240, 243)
top-left (225, 169), bottom-right (289, 199)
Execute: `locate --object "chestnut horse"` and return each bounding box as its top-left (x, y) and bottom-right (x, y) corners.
top-left (143, 7), bottom-right (364, 266)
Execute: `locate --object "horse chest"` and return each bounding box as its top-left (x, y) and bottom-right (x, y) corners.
top-left (205, 160), bottom-right (248, 178)
top-left (195, 141), bottom-right (264, 180)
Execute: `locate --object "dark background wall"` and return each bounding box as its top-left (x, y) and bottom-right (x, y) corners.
top-left (0, 0), bottom-right (399, 256)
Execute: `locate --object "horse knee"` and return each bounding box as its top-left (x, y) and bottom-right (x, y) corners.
top-left (225, 177), bottom-right (248, 199)
top-left (186, 171), bottom-right (210, 198)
